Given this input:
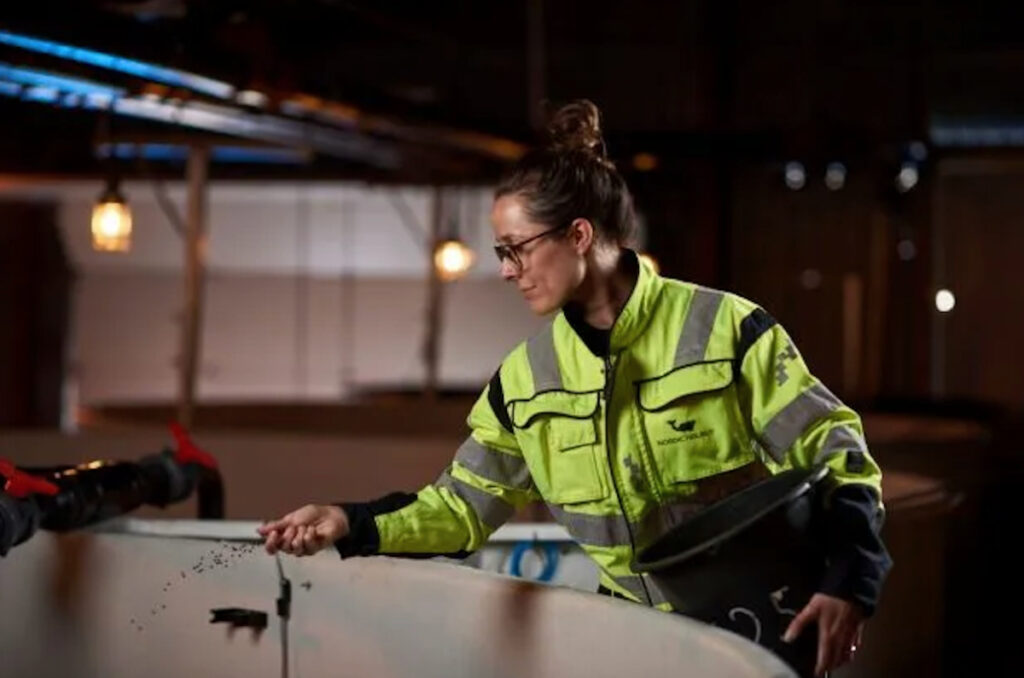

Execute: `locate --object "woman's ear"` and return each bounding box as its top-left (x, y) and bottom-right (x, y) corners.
top-left (570, 218), bottom-right (595, 255)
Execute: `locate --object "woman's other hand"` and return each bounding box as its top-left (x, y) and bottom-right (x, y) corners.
top-left (783, 592), bottom-right (866, 677)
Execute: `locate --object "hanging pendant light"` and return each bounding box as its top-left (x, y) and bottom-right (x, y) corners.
top-left (91, 178), bottom-right (132, 253)
top-left (433, 238), bottom-right (475, 281)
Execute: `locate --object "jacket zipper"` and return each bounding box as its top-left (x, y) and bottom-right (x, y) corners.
top-left (603, 354), bottom-right (653, 607)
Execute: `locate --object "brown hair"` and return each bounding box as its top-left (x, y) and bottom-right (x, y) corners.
top-left (496, 100), bottom-right (636, 246)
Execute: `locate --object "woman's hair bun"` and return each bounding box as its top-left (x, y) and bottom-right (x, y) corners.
top-left (496, 97), bottom-right (635, 246)
top-left (545, 99), bottom-right (608, 161)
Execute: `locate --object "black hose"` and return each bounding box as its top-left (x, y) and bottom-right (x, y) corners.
top-left (196, 465), bottom-right (225, 519)
top-left (25, 453), bottom-right (198, 532)
top-left (1, 425), bottom-right (222, 553)
top-left (0, 492), bottom-right (41, 556)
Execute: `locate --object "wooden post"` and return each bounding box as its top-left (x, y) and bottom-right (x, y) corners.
top-left (177, 145), bottom-right (210, 428)
top-left (423, 188), bottom-right (444, 400)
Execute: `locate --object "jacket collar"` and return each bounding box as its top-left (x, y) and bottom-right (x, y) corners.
top-left (561, 249), bottom-right (664, 356)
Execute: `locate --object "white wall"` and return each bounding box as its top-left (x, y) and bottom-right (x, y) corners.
top-left (0, 180), bottom-right (544, 404)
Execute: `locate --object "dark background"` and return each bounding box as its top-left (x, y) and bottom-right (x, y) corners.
top-left (2, 2), bottom-right (1024, 675)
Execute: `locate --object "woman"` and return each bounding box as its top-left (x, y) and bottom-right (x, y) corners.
top-left (259, 100), bottom-right (890, 677)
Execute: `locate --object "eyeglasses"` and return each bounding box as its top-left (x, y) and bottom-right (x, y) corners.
top-left (493, 223), bottom-right (570, 270)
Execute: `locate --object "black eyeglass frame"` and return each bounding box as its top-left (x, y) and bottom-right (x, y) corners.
top-left (493, 222), bottom-right (571, 269)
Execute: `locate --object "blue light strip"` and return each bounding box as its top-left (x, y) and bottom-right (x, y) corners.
top-left (22, 85), bottom-right (59, 104)
top-left (96, 142), bottom-right (308, 165)
top-left (0, 76), bottom-right (400, 167)
top-left (0, 79), bottom-right (20, 96)
top-left (931, 115), bottom-right (1024, 148)
top-left (211, 146), bottom-right (307, 164)
top-left (0, 62), bottom-right (125, 97)
top-left (0, 30), bottom-right (235, 100)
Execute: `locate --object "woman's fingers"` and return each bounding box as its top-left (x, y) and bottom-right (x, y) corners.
top-left (264, 529), bottom-right (281, 554)
top-left (783, 599), bottom-right (817, 643)
top-left (818, 614), bottom-right (859, 675)
top-left (256, 521), bottom-right (277, 536)
top-left (258, 515), bottom-right (298, 535)
top-left (290, 527), bottom-right (306, 554)
top-left (275, 525), bottom-right (296, 553)
top-left (302, 526), bottom-right (320, 555)
top-left (260, 506), bottom-right (337, 556)
top-left (815, 622), bottom-right (833, 677)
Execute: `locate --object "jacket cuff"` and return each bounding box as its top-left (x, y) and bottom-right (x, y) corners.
top-left (816, 483), bottom-right (893, 617)
top-left (333, 492), bottom-right (417, 559)
top-left (818, 551), bottom-right (887, 616)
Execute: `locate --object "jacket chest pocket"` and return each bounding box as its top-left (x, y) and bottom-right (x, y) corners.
top-left (635, 361), bottom-right (752, 487)
top-left (510, 391), bottom-right (608, 505)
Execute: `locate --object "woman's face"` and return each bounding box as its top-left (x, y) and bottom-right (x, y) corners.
top-left (491, 194), bottom-right (586, 315)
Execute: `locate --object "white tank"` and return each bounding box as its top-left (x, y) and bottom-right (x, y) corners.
top-left (0, 521), bottom-right (796, 678)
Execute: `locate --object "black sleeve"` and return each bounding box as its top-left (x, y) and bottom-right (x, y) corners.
top-left (333, 492), bottom-right (416, 558)
top-left (487, 369), bottom-right (514, 434)
top-left (333, 493), bottom-right (476, 561)
top-left (735, 307), bottom-right (777, 371)
top-left (817, 484), bottom-right (893, 616)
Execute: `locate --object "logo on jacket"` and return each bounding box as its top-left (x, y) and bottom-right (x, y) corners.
top-left (658, 419), bottom-right (713, 446)
top-left (668, 419), bottom-right (696, 433)
top-left (775, 343), bottom-right (799, 386)
top-left (623, 456), bottom-right (647, 493)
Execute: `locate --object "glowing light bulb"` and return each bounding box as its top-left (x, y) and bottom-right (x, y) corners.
top-left (91, 190), bottom-right (132, 253)
top-left (433, 239), bottom-right (475, 281)
top-left (935, 289), bottom-right (956, 313)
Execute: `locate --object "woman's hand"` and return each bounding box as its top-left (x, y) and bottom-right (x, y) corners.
top-left (783, 593), bottom-right (865, 677)
top-left (257, 504), bottom-right (349, 557)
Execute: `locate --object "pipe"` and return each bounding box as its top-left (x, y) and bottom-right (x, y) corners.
top-left (0, 459), bottom-right (57, 555)
top-left (24, 453), bottom-right (194, 531)
top-left (0, 423), bottom-right (223, 554)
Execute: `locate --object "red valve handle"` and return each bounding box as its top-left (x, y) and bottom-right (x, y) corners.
top-left (0, 459), bottom-right (59, 498)
top-left (169, 422), bottom-right (218, 470)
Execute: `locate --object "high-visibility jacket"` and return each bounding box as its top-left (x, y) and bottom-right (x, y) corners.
top-left (361, 252), bottom-right (884, 608)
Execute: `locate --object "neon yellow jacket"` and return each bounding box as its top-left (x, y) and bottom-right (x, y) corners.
top-left (363, 252), bottom-right (884, 608)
